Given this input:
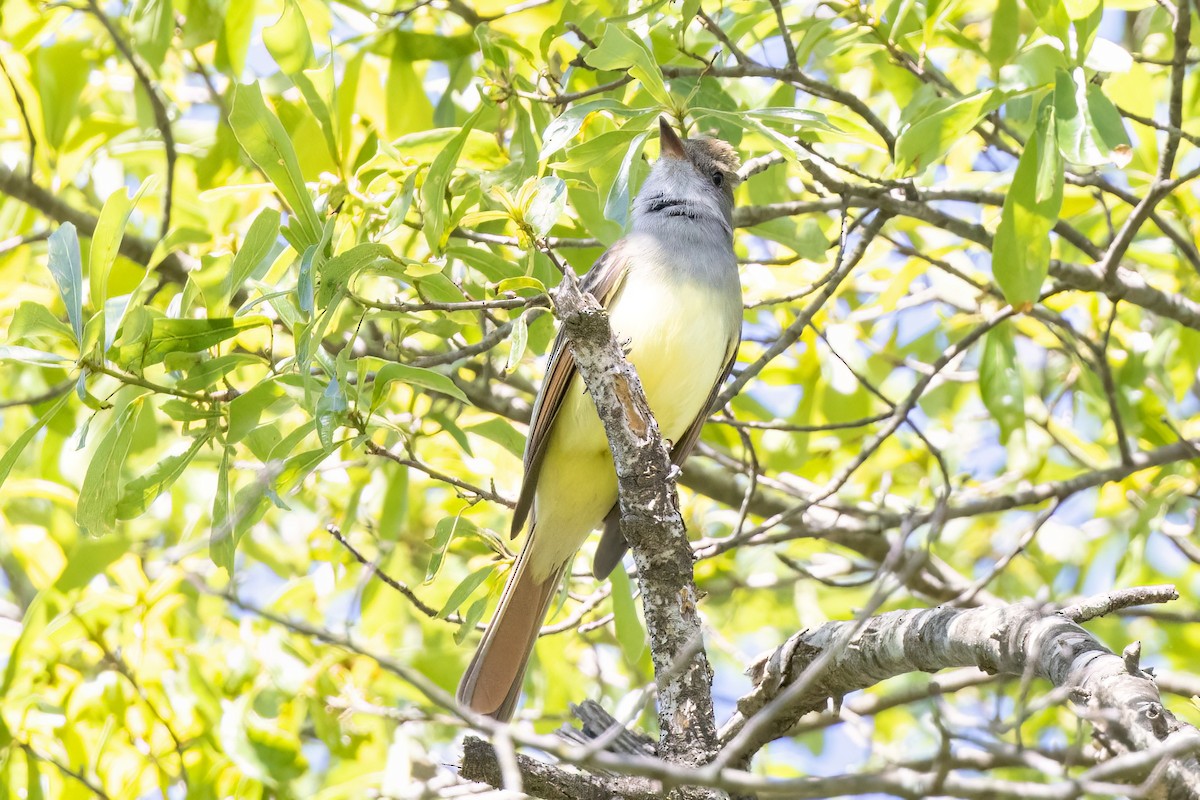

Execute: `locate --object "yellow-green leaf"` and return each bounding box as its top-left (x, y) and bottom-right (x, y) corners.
top-left (993, 99), bottom-right (1062, 309)
top-left (584, 26), bottom-right (672, 107)
top-left (422, 110), bottom-right (481, 254)
top-left (77, 400), bottom-right (141, 536)
top-left (229, 82), bottom-right (322, 246)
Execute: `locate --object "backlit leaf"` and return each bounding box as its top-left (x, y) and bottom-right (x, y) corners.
top-left (229, 82), bottom-right (323, 246)
top-left (77, 400), bottom-right (141, 536)
top-left (422, 110), bottom-right (481, 253)
top-left (584, 26), bottom-right (671, 107)
top-left (980, 322), bottom-right (1026, 443)
top-left (610, 564), bottom-right (646, 663)
top-left (993, 99), bottom-right (1063, 309)
top-left (47, 223), bottom-right (83, 344)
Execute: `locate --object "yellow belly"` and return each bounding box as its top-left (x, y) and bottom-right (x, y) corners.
top-left (524, 273), bottom-right (733, 580)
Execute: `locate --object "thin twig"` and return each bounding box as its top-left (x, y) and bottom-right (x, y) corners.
top-left (85, 0), bottom-right (176, 236)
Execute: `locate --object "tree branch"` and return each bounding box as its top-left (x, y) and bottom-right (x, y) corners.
top-left (718, 590), bottom-right (1200, 798)
top-left (0, 165), bottom-right (194, 283)
top-left (546, 248), bottom-right (722, 789)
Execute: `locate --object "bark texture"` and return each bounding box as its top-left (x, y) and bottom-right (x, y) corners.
top-left (551, 269), bottom-right (722, 775)
top-left (720, 601), bottom-right (1200, 797)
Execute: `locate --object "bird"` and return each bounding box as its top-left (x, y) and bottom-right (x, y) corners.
top-left (456, 117), bottom-right (743, 721)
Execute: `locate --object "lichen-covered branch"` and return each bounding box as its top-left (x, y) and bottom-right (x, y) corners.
top-left (549, 260), bottom-right (722, 778)
top-left (719, 591), bottom-right (1200, 798)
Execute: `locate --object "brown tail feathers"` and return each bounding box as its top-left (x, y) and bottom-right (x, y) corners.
top-left (456, 539), bottom-right (565, 721)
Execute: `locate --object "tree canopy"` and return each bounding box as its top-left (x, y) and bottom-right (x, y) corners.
top-left (1, 0), bottom-right (1199, 797)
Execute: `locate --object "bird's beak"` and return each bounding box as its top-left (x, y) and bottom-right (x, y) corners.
top-left (659, 117), bottom-right (687, 161)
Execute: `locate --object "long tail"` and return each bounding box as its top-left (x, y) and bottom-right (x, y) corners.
top-left (456, 532), bottom-right (565, 721)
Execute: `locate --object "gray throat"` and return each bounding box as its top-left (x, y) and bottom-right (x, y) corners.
top-left (627, 193), bottom-right (740, 301)
top-left (631, 194), bottom-right (735, 266)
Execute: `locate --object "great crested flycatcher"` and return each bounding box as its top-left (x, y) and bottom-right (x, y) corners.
top-left (457, 118), bottom-right (743, 721)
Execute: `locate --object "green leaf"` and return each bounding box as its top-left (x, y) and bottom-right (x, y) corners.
top-left (1085, 83), bottom-right (1132, 164)
top-left (455, 596), bottom-right (489, 644)
top-left (385, 57), bottom-right (435, 139)
top-left (993, 99), bottom-right (1063, 309)
top-left (366, 360), bottom-right (469, 410)
top-left (0, 393), bottom-right (70, 492)
top-left (381, 29), bottom-right (480, 61)
top-left (1071, 4), bottom-right (1105, 63)
top-left (1026, 0), bottom-right (1072, 52)
top-left (422, 109), bottom-right (481, 253)
top-left (227, 208), bottom-right (282, 305)
top-left (493, 276), bottom-right (546, 295)
top-left (438, 565), bottom-right (495, 618)
top-left (90, 181), bottom-right (148, 308)
top-left (539, 100), bottom-right (628, 159)
top-left (76, 400), bottom-right (141, 536)
top-left (131, 0), bottom-right (173, 66)
top-left (112, 316), bottom-right (270, 368)
top-left (319, 242), bottom-right (393, 304)
top-left (24, 748), bottom-right (41, 800)
top-left (292, 65), bottom-right (340, 167)
top-left (504, 312), bottom-right (529, 374)
top-left (219, 694), bottom-right (307, 788)
top-left (426, 515), bottom-right (479, 582)
top-left (743, 107), bottom-right (840, 131)
top-left (697, 108), bottom-right (807, 167)
top-left (449, 246), bottom-right (520, 282)
top-left (314, 374), bottom-right (347, 450)
top-left (584, 25), bottom-right (672, 107)
top-left (56, 535), bottom-right (131, 593)
top-left (211, 446), bottom-right (234, 573)
top-left (277, 443), bottom-right (339, 495)
top-left (747, 218), bottom-right (829, 261)
top-left (1063, 0), bottom-right (1100, 21)
top-left (160, 399), bottom-right (221, 421)
top-left (989, 0), bottom-right (1020, 73)
top-left (604, 130), bottom-right (650, 230)
top-left (465, 417), bottom-right (525, 458)
top-left (526, 176), bottom-right (567, 237)
top-left (176, 353), bottom-right (259, 392)
top-left (47, 223), bottom-right (84, 344)
top-left (895, 91), bottom-right (997, 175)
top-left (221, 0), bottom-right (256, 76)
top-left (610, 565), bottom-right (646, 663)
top-left (7, 301), bottom-right (76, 344)
top-left (263, 0), bottom-right (315, 74)
top-left (0, 345), bottom-right (73, 366)
top-left (228, 379), bottom-right (288, 443)
top-left (297, 244), bottom-right (317, 316)
top-left (979, 322), bottom-right (1026, 443)
top-left (229, 82), bottom-right (322, 246)
top-left (34, 41), bottom-right (89, 150)
top-left (116, 433), bottom-right (210, 519)
top-left (1054, 67), bottom-right (1128, 166)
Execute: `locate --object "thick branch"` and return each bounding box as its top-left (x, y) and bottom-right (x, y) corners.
top-left (550, 260), bottom-right (721, 784)
top-left (719, 592), bottom-right (1200, 798)
top-left (0, 165), bottom-right (194, 283)
top-left (461, 736), bottom-right (660, 799)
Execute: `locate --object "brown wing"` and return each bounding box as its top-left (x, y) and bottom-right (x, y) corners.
top-left (510, 241), bottom-right (633, 538)
top-left (592, 332), bottom-right (741, 578)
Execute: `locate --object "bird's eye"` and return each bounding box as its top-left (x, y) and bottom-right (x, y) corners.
top-left (711, 170), bottom-right (724, 188)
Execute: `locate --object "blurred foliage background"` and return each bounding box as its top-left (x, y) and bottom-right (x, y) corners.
top-left (0, 0), bottom-right (1199, 796)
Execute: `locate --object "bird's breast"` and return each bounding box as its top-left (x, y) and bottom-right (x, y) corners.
top-left (554, 266), bottom-right (738, 455)
top-left (613, 271), bottom-right (735, 439)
